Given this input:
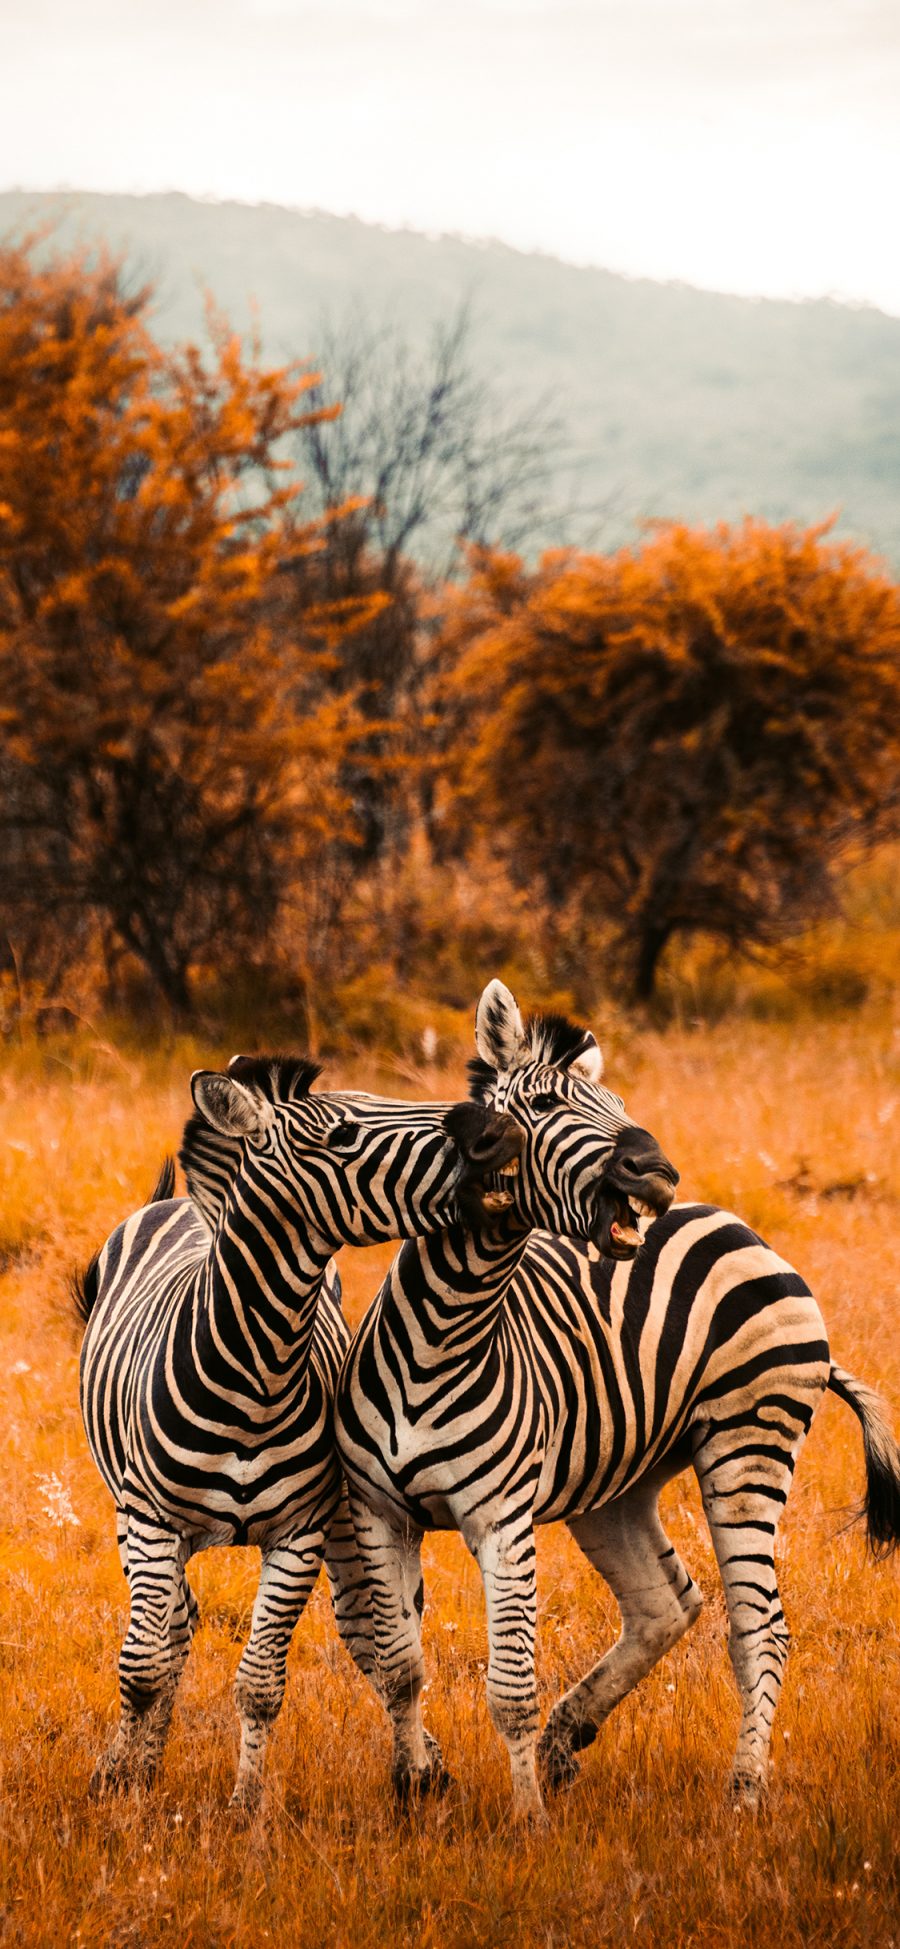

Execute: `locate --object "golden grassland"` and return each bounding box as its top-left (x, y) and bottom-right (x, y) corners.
top-left (1, 1002), bottom-right (900, 1948)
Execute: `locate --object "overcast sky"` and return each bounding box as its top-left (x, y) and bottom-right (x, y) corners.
top-left (3, 0), bottom-right (899, 312)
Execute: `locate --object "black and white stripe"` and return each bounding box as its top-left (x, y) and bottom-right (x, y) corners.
top-left (76, 1055), bottom-right (491, 1810)
top-left (336, 982), bottom-right (900, 1822)
top-left (335, 980), bottom-right (679, 1816)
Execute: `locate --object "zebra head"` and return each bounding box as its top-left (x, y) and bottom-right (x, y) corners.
top-left (467, 979), bottom-right (678, 1260)
top-left (185, 1053), bottom-right (516, 1248)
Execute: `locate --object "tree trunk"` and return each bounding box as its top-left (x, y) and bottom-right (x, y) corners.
top-left (113, 910), bottom-right (192, 1016)
top-left (633, 922), bottom-right (673, 1003)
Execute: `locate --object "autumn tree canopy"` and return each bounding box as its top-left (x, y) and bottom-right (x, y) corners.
top-left (0, 235), bottom-right (375, 1008)
top-left (438, 522), bottom-right (900, 998)
top-left (4, 230), bottom-right (900, 1029)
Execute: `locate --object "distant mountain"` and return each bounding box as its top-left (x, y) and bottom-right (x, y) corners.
top-left (3, 188), bottom-right (899, 564)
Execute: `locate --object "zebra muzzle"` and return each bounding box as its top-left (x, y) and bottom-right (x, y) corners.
top-left (443, 1105), bottom-right (525, 1225)
top-left (593, 1127), bottom-right (679, 1260)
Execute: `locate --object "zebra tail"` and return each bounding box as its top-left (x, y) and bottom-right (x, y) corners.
top-left (71, 1249), bottom-right (101, 1326)
top-left (70, 1156), bottom-right (176, 1329)
top-left (828, 1362), bottom-right (900, 1559)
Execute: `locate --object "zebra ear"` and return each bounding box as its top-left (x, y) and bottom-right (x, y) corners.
top-left (191, 1070), bottom-right (273, 1141)
top-left (566, 1036), bottom-right (604, 1083)
top-left (475, 979), bottom-right (530, 1073)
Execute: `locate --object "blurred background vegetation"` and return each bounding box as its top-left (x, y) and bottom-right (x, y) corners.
top-left (2, 219), bottom-right (900, 1056)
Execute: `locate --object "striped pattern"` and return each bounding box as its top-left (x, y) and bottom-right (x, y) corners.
top-left (338, 1121), bottom-right (900, 1820)
top-left (335, 984), bottom-right (687, 1818)
top-left (78, 1059), bottom-right (480, 1811)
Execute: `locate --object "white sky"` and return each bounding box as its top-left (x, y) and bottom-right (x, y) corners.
top-left (3, 0), bottom-right (900, 313)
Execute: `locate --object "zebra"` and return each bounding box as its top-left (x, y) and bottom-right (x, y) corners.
top-left (335, 979), bottom-right (900, 1825)
top-left (335, 978), bottom-right (681, 1817)
top-left (75, 1052), bottom-right (519, 1812)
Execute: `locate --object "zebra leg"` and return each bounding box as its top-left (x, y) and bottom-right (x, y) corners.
top-left (112, 1511), bottom-right (197, 1735)
top-left (91, 1514), bottom-right (187, 1793)
top-left (693, 1400), bottom-right (814, 1808)
top-left (474, 1521), bottom-right (545, 1825)
top-left (323, 1488), bottom-right (377, 1683)
top-left (230, 1531), bottom-right (325, 1815)
top-left (538, 1475), bottom-right (703, 1792)
top-left (348, 1497), bottom-right (448, 1806)
top-left (116, 1506), bottom-right (197, 1641)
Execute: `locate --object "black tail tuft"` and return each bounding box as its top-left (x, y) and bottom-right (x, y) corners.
top-left (150, 1156), bottom-right (177, 1204)
top-left (71, 1157), bottom-right (176, 1332)
top-left (71, 1250), bottom-right (101, 1326)
top-left (828, 1363), bottom-right (900, 1559)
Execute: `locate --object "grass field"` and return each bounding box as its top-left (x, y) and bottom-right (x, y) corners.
top-left (1, 1005), bottom-right (899, 1947)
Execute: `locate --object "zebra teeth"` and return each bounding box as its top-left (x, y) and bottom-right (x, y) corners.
top-left (481, 1189), bottom-right (514, 1211)
top-left (500, 1158), bottom-right (520, 1178)
top-left (610, 1219), bottom-right (642, 1250)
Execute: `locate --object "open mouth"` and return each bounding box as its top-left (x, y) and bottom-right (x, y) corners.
top-left (594, 1186), bottom-right (662, 1260)
top-left (604, 1190), bottom-right (643, 1257)
top-left (592, 1130), bottom-right (679, 1262)
top-left (479, 1153), bottom-right (520, 1214)
top-left (444, 1102), bottom-right (525, 1226)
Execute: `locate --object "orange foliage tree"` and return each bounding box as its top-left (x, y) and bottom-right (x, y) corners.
top-left (0, 235), bottom-right (377, 1009)
top-left (438, 522), bottom-right (900, 998)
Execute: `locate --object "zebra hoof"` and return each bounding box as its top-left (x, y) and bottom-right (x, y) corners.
top-left (392, 1759), bottom-right (454, 1811)
top-left (537, 1738), bottom-right (581, 1794)
top-left (89, 1757), bottom-right (144, 1797)
top-left (730, 1774), bottom-right (763, 1814)
top-left (512, 1796), bottom-right (550, 1831)
top-left (227, 1784), bottom-right (264, 1822)
top-left (423, 1729), bottom-right (445, 1770)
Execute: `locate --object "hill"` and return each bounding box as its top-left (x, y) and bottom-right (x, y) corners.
top-left (2, 187), bottom-right (899, 562)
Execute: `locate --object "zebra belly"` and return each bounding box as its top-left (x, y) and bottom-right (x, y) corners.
top-left (340, 1400), bottom-right (545, 1535)
top-left (196, 1473), bottom-right (342, 1549)
top-left (124, 1391), bottom-right (343, 1545)
top-left (350, 1475), bottom-right (459, 1533)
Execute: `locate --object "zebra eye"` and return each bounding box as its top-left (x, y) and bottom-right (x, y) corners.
top-left (325, 1120), bottom-right (362, 1152)
top-left (529, 1092), bottom-right (558, 1114)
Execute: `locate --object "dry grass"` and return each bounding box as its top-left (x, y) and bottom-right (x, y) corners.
top-left (2, 1007), bottom-right (900, 1947)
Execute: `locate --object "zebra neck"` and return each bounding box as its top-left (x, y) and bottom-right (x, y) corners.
top-left (195, 1170), bottom-right (333, 1394)
top-left (386, 1219), bottom-right (531, 1365)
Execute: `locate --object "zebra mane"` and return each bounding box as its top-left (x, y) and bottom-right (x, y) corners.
top-left (225, 1054), bottom-right (323, 1102)
top-left (467, 1058), bottom-right (499, 1102)
top-left (524, 1012), bottom-right (596, 1069)
top-left (179, 1054), bottom-right (322, 1230)
top-left (468, 1011), bottom-right (594, 1097)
